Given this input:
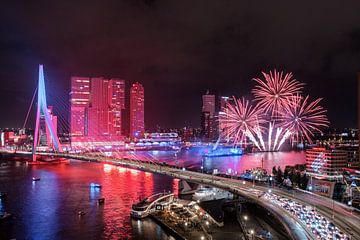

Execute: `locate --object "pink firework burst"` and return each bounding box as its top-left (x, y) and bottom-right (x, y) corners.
top-left (220, 97), bottom-right (265, 144)
top-left (252, 70), bottom-right (304, 116)
top-left (278, 94), bottom-right (329, 144)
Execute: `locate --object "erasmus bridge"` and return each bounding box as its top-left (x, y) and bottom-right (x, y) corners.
top-left (3, 65), bottom-right (360, 240)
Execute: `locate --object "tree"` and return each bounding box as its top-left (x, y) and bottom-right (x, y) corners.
top-left (284, 169), bottom-right (289, 179)
top-left (300, 173), bottom-right (309, 190)
top-left (276, 166), bottom-right (283, 183)
top-left (272, 166), bottom-right (277, 176)
top-left (291, 172), bottom-right (299, 187)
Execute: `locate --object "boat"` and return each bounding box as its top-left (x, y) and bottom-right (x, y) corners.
top-left (98, 198), bottom-right (105, 204)
top-left (90, 183), bottom-right (102, 188)
top-left (0, 212), bottom-right (12, 221)
top-left (32, 177), bottom-right (40, 181)
top-left (78, 211), bottom-right (85, 216)
top-left (28, 157), bottom-right (70, 165)
top-left (203, 146), bottom-right (243, 157)
top-left (131, 192), bottom-right (174, 219)
top-left (192, 186), bottom-right (233, 202)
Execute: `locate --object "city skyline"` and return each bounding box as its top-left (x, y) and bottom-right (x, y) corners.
top-left (1, 2), bottom-right (360, 240)
top-left (0, 1), bottom-right (360, 129)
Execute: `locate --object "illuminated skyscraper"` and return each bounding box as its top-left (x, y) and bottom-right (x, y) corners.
top-left (202, 91), bottom-right (215, 115)
top-left (218, 96), bottom-right (230, 138)
top-left (88, 77), bottom-right (110, 138)
top-left (201, 91), bottom-right (215, 140)
top-left (201, 111), bottom-right (213, 139)
top-left (109, 79), bottom-right (125, 136)
top-left (70, 77), bottom-right (91, 142)
top-left (219, 96), bottom-right (229, 111)
top-left (130, 82), bottom-right (145, 139)
top-left (70, 77), bottom-right (125, 147)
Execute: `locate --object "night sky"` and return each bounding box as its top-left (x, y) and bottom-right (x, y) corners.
top-left (1, 1), bottom-right (360, 131)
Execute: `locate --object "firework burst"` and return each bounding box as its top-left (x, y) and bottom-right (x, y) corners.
top-left (278, 94), bottom-right (329, 144)
top-left (221, 70), bottom-right (328, 151)
top-left (252, 70), bottom-right (304, 116)
top-left (220, 97), bottom-right (265, 144)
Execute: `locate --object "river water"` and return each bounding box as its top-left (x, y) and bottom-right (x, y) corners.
top-left (0, 150), bottom-right (305, 239)
top-left (115, 148), bottom-right (306, 174)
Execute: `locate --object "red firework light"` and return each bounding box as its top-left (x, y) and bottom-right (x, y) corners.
top-left (220, 70), bottom-right (329, 151)
top-left (220, 97), bottom-right (266, 144)
top-left (278, 94), bottom-right (329, 144)
top-left (252, 70), bottom-right (304, 116)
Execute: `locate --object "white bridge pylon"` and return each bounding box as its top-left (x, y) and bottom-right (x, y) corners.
top-left (33, 65), bottom-right (62, 156)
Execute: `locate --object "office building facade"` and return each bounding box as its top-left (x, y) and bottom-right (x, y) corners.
top-left (306, 147), bottom-right (347, 179)
top-left (130, 82), bottom-right (145, 139)
top-left (201, 92), bottom-right (216, 140)
top-left (70, 77), bottom-right (125, 147)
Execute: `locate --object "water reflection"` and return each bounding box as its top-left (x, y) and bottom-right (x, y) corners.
top-left (0, 149), bottom-right (304, 239)
top-left (26, 170), bottom-right (60, 239)
top-left (114, 149), bottom-right (306, 173)
top-left (0, 160), bottom-right (177, 240)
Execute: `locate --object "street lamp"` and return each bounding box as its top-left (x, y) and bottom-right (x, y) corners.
top-left (250, 229), bottom-right (254, 240)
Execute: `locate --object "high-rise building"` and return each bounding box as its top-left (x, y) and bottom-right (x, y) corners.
top-left (218, 96), bottom-right (230, 139)
top-left (130, 82), bottom-right (145, 139)
top-left (201, 112), bottom-right (213, 140)
top-left (219, 96), bottom-right (230, 111)
top-left (88, 77), bottom-right (110, 138)
top-left (306, 147), bottom-right (347, 179)
top-left (70, 77), bottom-right (91, 141)
top-left (201, 91), bottom-right (215, 140)
top-left (109, 79), bottom-right (125, 136)
top-left (70, 77), bottom-right (125, 147)
top-left (202, 92), bottom-right (215, 115)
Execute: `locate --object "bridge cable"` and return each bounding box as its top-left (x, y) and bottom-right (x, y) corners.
top-left (22, 87), bottom-right (38, 129)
